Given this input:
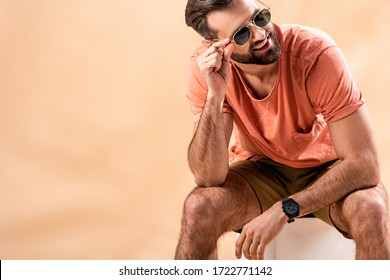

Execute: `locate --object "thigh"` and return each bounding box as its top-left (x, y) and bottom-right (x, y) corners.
top-left (189, 171), bottom-right (261, 232)
top-left (229, 159), bottom-right (291, 214)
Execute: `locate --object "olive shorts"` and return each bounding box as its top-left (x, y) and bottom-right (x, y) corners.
top-left (229, 158), bottom-right (351, 239)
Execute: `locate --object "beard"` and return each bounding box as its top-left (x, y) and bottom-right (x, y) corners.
top-left (230, 30), bottom-right (281, 65)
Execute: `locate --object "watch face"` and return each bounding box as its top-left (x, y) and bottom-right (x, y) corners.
top-left (284, 200), bottom-right (299, 215)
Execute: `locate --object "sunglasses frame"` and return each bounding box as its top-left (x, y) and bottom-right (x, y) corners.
top-left (211, 0), bottom-right (271, 46)
top-left (232, 5), bottom-right (271, 45)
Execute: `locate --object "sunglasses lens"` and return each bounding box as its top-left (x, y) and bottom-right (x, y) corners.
top-left (254, 9), bottom-right (271, 28)
top-left (234, 27), bottom-right (250, 45)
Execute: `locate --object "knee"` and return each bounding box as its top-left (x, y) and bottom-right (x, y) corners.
top-left (182, 188), bottom-right (218, 225)
top-left (360, 197), bottom-right (388, 229)
top-left (343, 184), bottom-right (389, 237)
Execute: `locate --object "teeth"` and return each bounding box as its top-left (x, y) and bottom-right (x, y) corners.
top-left (254, 37), bottom-right (268, 50)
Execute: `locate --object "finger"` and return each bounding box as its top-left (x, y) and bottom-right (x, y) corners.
top-left (256, 244), bottom-right (265, 260)
top-left (235, 233), bottom-right (245, 259)
top-left (242, 236), bottom-right (253, 260)
top-left (202, 57), bottom-right (222, 74)
top-left (198, 53), bottom-right (221, 71)
top-left (249, 240), bottom-right (260, 260)
top-left (205, 52), bottom-right (222, 65)
top-left (213, 39), bottom-right (232, 60)
top-left (211, 37), bottom-right (231, 48)
top-left (200, 45), bottom-right (223, 61)
top-left (222, 42), bottom-right (234, 63)
top-left (200, 38), bottom-right (230, 60)
top-left (204, 52), bottom-right (222, 62)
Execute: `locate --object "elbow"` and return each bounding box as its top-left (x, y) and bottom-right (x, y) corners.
top-left (366, 152), bottom-right (381, 186)
top-left (194, 173), bottom-right (228, 187)
top-left (364, 163), bottom-right (381, 187)
top-left (189, 162), bottom-right (229, 187)
top-left (341, 147), bottom-right (381, 187)
top-left (358, 155), bottom-right (381, 187)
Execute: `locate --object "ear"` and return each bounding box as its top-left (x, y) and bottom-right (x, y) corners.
top-left (202, 40), bottom-right (213, 48)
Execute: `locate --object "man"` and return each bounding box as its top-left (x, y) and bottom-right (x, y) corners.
top-left (175, 0), bottom-right (390, 260)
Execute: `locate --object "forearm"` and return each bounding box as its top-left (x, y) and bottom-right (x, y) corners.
top-left (291, 155), bottom-right (380, 216)
top-left (188, 94), bottom-right (229, 186)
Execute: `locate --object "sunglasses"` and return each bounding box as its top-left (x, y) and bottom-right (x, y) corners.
top-left (232, 8), bottom-right (271, 46)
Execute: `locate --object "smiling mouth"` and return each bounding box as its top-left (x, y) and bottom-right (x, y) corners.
top-left (253, 35), bottom-right (270, 51)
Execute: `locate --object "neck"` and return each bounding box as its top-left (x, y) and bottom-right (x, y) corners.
top-left (232, 59), bottom-right (280, 99)
top-left (233, 59), bottom-right (279, 80)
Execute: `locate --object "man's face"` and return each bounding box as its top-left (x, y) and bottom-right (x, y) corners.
top-left (206, 0), bottom-right (281, 65)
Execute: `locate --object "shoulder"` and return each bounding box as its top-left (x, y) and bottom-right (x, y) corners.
top-left (276, 23), bottom-right (337, 61)
top-left (186, 45), bottom-right (208, 92)
top-left (189, 45), bottom-right (207, 60)
top-left (186, 44), bottom-right (207, 73)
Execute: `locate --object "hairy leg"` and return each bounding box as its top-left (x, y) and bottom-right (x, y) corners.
top-left (330, 183), bottom-right (390, 259)
top-left (174, 171), bottom-right (261, 260)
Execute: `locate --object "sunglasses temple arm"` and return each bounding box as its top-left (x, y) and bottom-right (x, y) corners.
top-left (256, 0), bottom-right (270, 10)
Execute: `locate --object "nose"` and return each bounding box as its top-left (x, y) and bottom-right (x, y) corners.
top-left (248, 23), bottom-right (267, 41)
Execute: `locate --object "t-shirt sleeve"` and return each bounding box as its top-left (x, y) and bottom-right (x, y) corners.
top-left (186, 51), bottom-right (232, 123)
top-left (306, 45), bottom-right (365, 123)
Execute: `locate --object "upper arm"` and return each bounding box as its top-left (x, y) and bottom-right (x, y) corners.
top-left (328, 105), bottom-right (380, 181)
top-left (306, 46), bottom-right (365, 123)
top-left (193, 112), bottom-right (233, 146)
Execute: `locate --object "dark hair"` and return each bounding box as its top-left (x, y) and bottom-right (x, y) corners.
top-left (185, 0), bottom-right (234, 40)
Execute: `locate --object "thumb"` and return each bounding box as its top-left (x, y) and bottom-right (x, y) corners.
top-left (223, 42), bottom-right (234, 63)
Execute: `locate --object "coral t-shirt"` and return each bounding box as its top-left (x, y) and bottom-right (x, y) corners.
top-left (186, 24), bottom-right (365, 168)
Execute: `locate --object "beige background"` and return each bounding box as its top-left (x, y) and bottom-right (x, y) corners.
top-left (0, 0), bottom-right (389, 259)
